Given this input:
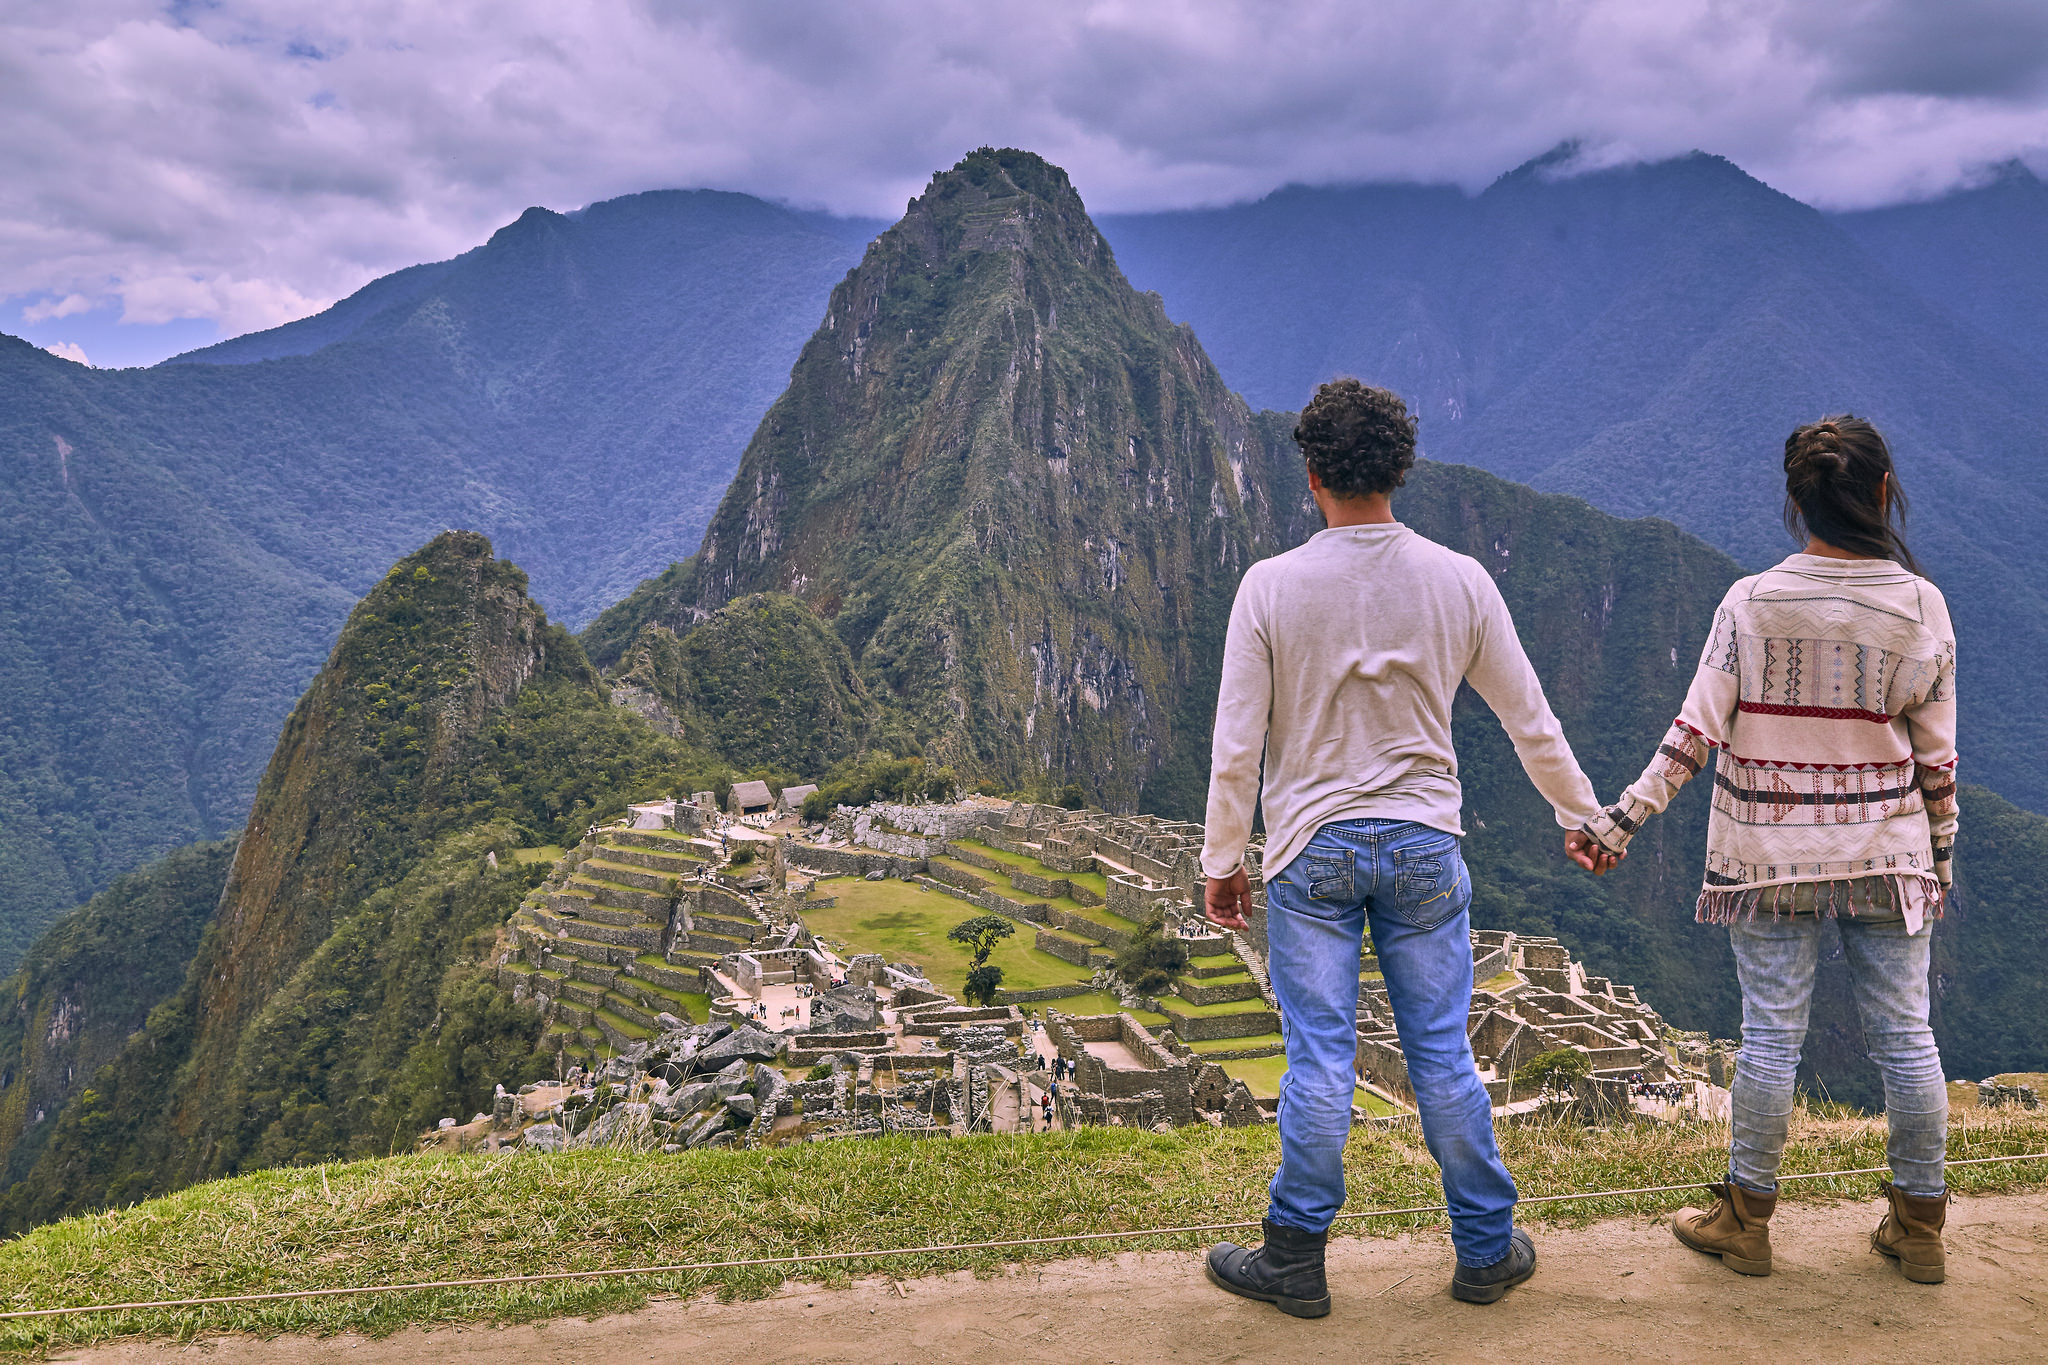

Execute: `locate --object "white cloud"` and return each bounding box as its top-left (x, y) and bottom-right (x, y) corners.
top-left (43, 340), bottom-right (91, 365)
top-left (22, 291), bottom-right (91, 322)
top-left (2, 0), bottom-right (2044, 339)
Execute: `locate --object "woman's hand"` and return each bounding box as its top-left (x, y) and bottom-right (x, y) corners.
top-left (1566, 829), bottom-right (1623, 875)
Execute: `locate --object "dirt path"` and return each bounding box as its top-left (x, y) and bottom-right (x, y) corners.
top-left (77, 1191), bottom-right (2048, 1364)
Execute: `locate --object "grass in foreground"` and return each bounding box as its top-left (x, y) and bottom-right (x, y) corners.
top-left (4, 1110), bottom-right (2048, 1353)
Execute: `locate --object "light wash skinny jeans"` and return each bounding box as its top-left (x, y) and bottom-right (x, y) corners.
top-left (1727, 889), bottom-right (1948, 1198)
top-left (1263, 818), bottom-right (1518, 1267)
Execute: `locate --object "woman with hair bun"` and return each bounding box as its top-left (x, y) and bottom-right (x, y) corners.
top-left (1576, 415), bottom-right (1957, 1285)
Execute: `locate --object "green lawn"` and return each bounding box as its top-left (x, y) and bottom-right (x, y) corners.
top-left (946, 840), bottom-right (1114, 906)
top-left (926, 855), bottom-right (1001, 886)
top-left (1185, 1035), bottom-right (1284, 1055)
top-left (920, 855), bottom-right (1133, 934)
top-left (1220, 1055), bottom-right (1289, 1096)
top-left (799, 880), bottom-right (1092, 1000)
top-left (509, 845), bottom-right (565, 865)
top-left (1220, 1056), bottom-right (1408, 1116)
top-left (1161, 994), bottom-right (1276, 1018)
top-left (1025, 991), bottom-right (1169, 1027)
top-left (1065, 867), bottom-right (1111, 898)
top-left (5, 1112), bottom-right (2047, 1352)
top-left (949, 839), bottom-right (1047, 875)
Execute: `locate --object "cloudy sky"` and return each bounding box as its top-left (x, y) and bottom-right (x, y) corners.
top-left (7, 0), bottom-right (2047, 367)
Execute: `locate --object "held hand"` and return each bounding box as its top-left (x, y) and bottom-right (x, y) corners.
top-left (1565, 829), bottom-right (1623, 876)
top-left (1205, 868), bottom-right (1252, 930)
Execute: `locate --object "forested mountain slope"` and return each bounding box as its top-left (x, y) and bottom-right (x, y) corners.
top-left (0, 532), bottom-right (739, 1227)
top-left (1833, 162), bottom-right (2048, 372)
top-left (1100, 152), bottom-right (2048, 811)
top-left (0, 191), bottom-right (875, 969)
top-left (0, 840), bottom-right (235, 1191)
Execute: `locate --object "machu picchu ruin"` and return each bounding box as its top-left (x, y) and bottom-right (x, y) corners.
top-left (470, 794), bottom-right (1732, 1152)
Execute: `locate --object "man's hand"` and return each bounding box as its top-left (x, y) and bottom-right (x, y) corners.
top-left (1205, 868), bottom-right (1252, 930)
top-left (1565, 829), bottom-right (1622, 876)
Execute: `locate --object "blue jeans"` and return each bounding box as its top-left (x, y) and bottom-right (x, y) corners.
top-left (1263, 818), bottom-right (1517, 1267)
top-left (1727, 905), bottom-right (1947, 1197)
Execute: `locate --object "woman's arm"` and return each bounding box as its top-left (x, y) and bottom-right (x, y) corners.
top-left (1583, 605), bottom-right (1741, 856)
top-left (1905, 632), bottom-right (1959, 885)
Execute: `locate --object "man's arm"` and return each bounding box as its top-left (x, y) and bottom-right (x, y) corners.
top-left (1462, 568), bottom-right (1601, 831)
top-left (1201, 578), bottom-right (1271, 927)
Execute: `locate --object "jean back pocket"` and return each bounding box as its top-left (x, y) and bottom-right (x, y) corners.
top-left (1304, 852), bottom-right (1355, 904)
top-left (1389, 836), bottom-right (1468, 929)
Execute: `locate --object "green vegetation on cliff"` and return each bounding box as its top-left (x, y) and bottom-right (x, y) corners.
top-left (0, 840), bottom-right (235, 1192)
top-left (607, 592), bottom-right (880, 771)
top-left (0, 533), bottom-right (733, 1230)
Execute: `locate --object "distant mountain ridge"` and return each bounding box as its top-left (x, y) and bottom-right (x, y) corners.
top-left (0, 189), bottom-right (878, 966)
top-left (1099, 153), bottom-right (2048, 808)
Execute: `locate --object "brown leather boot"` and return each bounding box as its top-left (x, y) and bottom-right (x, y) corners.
top-left (1872, 1181), bottom-right (1947, 1284)
top-left (1672, 1181), bottom-right (1776, 1276)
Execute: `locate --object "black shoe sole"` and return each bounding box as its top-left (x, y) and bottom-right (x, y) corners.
top-left (1451, 1259), bottom-right (1536, 1304)
top-left (1204, 1260), bottom-right (1332, 1318)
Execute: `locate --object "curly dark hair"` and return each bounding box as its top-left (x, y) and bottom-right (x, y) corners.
top-left (1293, 378), bottom-right (1417, 498)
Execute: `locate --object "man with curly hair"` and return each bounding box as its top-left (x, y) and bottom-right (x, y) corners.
top-left (1200, 379), bottom-right (1607, 1317)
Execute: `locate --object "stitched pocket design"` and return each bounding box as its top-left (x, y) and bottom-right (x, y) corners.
top-left (1391, 837), bottom-right (1468, 929)
top-left (1305, 853), bottom-right (1354, 903)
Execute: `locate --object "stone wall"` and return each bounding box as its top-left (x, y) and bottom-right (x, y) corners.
top-left (1033, 929), bottom-right (1098, 968)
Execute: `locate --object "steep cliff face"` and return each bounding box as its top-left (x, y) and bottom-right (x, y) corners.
top-left (173, 532), bottom-right (570, 1153)
top-left (590, 149), bottom-right (1316, 814)
top-left (0, 840), bottom-right (235, 1187)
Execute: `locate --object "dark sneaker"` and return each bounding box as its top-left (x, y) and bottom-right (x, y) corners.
top-left (1205, 1218), bottom-right (1332, 1318)
top-left (1451, 1228), bottom-right (1537, 1304)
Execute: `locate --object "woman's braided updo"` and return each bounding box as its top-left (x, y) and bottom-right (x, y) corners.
top-left (1783, 414), bottom-right (1920, 573)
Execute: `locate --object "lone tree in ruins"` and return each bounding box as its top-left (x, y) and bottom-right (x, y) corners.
top-left (948, 914), bottom-right (1016, 1006)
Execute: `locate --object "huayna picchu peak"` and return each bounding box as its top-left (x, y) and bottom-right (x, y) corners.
top-left (587, 148), bottom-right (1317, 815)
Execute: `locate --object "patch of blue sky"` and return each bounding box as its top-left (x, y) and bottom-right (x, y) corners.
top-left (1, 296), bottom-right (222, 370)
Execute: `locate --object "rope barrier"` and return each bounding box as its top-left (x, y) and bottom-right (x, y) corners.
top-left (4, 1149), bottom-right (2044, 1323)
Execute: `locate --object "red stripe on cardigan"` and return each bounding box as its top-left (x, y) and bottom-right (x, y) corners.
top-left (1737, 701), bottom-right (1892, 724)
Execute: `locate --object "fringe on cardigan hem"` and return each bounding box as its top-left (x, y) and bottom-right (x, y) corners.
top-left (1694, 873), bottom-right (1944, 926)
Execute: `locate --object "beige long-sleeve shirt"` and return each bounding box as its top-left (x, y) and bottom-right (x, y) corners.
top-left (1200, 522), bottom-right (1600, 882)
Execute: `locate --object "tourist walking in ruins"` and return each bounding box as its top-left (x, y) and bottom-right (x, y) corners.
top-left (1581, 416), bottom-right (1957, 1284)
top-left (1201, 379), bottom-right (1607, 1316)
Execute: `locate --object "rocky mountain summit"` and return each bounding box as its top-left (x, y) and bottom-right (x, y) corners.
top-left (588, 148), bottom-right (1318, 815)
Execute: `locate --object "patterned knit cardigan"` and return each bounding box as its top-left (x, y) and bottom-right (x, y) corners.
top-left (1584, 554), bottom-right (1958, 924)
